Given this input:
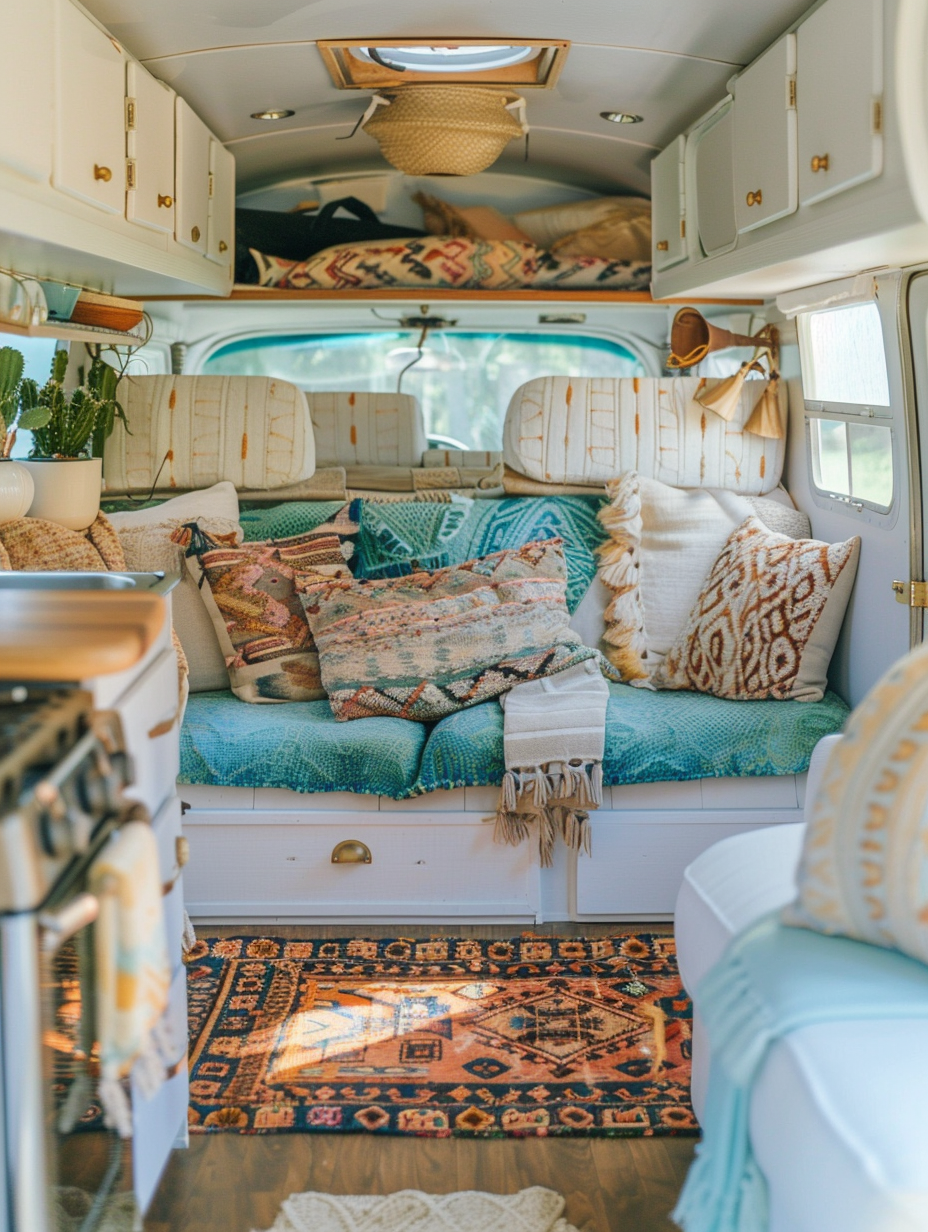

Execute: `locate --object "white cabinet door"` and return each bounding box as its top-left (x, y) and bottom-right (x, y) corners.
top-left (692, 105), bottom-right (737, 256)
top-left (53, 0), bottom-right (126, 214)
top-left (733, 33), bottom-right (797, 232)
top-left (651, 136), bottom-right (687, 271)
top-left (126, 62), bottom-right (175, 234)
top-left (206, 138), bottom-right (235, 267)
top-left (0, 0), bottom-right (53, 182)
top-left (797, 0), bottom-right (883, 207)
top-left (174, 97), bottom-right (210, 254)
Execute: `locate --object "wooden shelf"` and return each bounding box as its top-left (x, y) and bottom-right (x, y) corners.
top-left (140, 286), bottom-right (764, 305)
top-left (0, 315), bottom-right (147, 347)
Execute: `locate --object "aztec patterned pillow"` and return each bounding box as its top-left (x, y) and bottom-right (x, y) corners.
top-left (784, 641), bottom-right (928, 964)
top-left (300, 539), bottom-right (601, 722)
top-left (182, 506), bottom-right (358, 703)
top-left (654, 515), bottom-right (860, 702)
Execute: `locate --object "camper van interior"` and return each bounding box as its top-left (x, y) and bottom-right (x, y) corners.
top-left (1, 0), bottom-right (927, 1229)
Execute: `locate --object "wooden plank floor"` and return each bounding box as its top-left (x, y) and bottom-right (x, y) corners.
top-left (145, 923), bottom-right (695, 1232)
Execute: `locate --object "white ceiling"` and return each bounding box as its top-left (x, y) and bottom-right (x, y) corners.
top-left (81, 0), bottom-right (815, 195)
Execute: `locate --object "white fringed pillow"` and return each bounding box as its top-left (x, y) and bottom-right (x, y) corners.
top-left (784, 642), bottom-right (928, 963)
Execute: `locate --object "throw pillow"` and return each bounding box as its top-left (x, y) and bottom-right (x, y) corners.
top-left (549, 201), bottom-right (651, 263)
top-left (182, 506), bottom-right (358, 703)
top-left (784, 640), bottom-right (928, 963)
top-left (300, 539), bottom-right (601, 722)
top-left (413, 191), bottom-right (532, 243)
top-left (513, 196), bottom-right (651, 250)
top-left (654, 516), bottom-right (860, 701)
top-left (107, 483), bottom-right (242, 693)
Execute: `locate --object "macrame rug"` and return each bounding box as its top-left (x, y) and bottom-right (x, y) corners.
top-left (253, 1187), bottom-right (578, 1232)
top-left (184, 934), bottom-right (697, 1137)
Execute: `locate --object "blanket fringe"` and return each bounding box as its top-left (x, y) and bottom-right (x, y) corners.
top-left (493, 758), bottom-right (600, 866)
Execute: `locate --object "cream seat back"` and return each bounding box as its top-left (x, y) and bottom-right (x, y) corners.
top-left (503, 376), bottom-right (786, 495)
top-left (307, 392), bottom-right (427, 468)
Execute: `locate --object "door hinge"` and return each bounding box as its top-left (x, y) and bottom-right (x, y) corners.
top-left (787, 76), bottom-right (797, 108)
top-left (126, 158), bottom-right (137, 190)
top-left (892, 580), bottom-right (928, 607)
top-left (126, 97), bottom-right (136, 131)
top-left (680, 219), bottom-right (686, 238)
top-left (208, 172), bottom-right (215, 198)
top-left (872, 97), bottom-right (883, 135)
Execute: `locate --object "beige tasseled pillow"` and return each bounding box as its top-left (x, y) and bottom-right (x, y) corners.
top-left (654, 516), bottom-right (860, 702)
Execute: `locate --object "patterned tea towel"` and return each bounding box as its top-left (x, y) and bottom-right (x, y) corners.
top-left (494, 659), bottom-right (610, 866)
top-left (90, 817), bottom-right (173, 1137)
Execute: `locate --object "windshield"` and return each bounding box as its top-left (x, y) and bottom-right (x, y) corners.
top-left (204, 331), bottom-right (644, 450)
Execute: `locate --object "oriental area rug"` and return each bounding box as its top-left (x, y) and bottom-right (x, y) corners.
top-left (184, 934), bottom-right (698, 1138)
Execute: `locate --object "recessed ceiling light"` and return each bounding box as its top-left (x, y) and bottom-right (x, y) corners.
top-left (250, 109), bottom-right (295, 121)
top-left (600, 111), bottom-right (643, 124)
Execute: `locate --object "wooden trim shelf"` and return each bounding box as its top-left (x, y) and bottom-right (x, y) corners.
top-left (139, 287), bottom-right (765, 305)
top-left (0, 316), bottom-right (148, 347)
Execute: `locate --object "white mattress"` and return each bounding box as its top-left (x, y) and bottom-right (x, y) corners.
top-left (676, 784), bottom-right (928, 1232)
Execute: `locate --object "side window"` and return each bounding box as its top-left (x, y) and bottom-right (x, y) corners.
top-left (799, 301), bottom-right (894, 513)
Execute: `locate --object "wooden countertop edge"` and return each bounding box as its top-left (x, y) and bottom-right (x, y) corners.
top-left (0, 591), bottom-right (166, 681)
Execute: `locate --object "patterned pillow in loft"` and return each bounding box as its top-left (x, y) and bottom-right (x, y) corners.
top-left (784, 641), bottom-right (928, 964)
top-left (182, 506), bottom-right (358, 703)
top-left (300, 539), bottom-right (601, 722)
top-left (654, 516), bottom-right (860, 702)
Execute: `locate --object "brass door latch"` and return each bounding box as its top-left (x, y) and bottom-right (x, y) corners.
top-left (892, 580), bottom-right (928, 607)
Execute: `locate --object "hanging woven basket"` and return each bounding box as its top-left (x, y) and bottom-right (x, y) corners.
top-left (362, 86), bottom-right (527, 176)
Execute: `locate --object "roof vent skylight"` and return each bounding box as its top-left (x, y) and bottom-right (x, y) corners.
top-left (350, 45), bottom-right (536, 74)
top-left (319, 38), bottom-right (568, 90)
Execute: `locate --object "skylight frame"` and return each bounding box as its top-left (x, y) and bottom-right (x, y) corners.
top-left (317, 37), bottom-right (570, 90)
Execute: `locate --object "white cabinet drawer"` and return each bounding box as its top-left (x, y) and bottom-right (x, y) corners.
top-left (116, 648), bottom-right (181, 815)
top-left (53, 0), bottom-right (126, 214)
top-left (182, 816), bottom-right (539, 920)
top-left (126, 61), bottom-right (175, 233)
top-left (733, 33), bottom-right (797, 232)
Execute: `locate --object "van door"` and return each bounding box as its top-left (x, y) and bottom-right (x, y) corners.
top-left (905, 272), bottom-right (928, 646)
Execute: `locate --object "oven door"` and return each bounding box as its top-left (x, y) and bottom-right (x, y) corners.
top-left (1, 816), bottom-right (141, 1232)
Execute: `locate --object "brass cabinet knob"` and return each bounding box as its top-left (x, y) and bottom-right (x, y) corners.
top-left (94, 164), bottom-right (112, 182)
top-left (191, 225), bottom-right (201, 243)
top-left (746, 189), bottom-right (763, 207)
top-left (331, 839), bottom-right (372, 865)
top-left (158, 194), bottom-right (173, 208)
top-left (219, 240), bottom-right (228, 253)
top-left (811, 154), bottom-right (830, 173)
top-left (655, 240), bottom-right (669, 251)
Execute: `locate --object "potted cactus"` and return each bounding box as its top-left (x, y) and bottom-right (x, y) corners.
top-left (0, 346), bottom-right (50, 525)
top-left (21, 349), bottom-right (128, 531)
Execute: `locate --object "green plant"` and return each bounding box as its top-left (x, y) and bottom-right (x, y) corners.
top-left (23, 350), bottom-right (128, 459)
top-left (0, 346), bottom-right (51, 457)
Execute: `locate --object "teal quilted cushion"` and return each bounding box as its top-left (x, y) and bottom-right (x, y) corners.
top-left (179, 691), bottom-right (426, 797)
top-left (355, 495), bottom-right (607, 613)
top-left (414, 684), bottom-right (851, 794)
top-left (239, 501), bottom-right (345, 541)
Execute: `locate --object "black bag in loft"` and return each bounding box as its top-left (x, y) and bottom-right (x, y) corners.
top-left (234, 196), bottom-right (426, 282)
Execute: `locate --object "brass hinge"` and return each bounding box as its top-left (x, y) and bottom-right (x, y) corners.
top-left (125, 97), bottom-right (136, 131)
top-left (208, 172), bottom-right (215, 198)
top-left (125, 158), bottom-right (136, 190)
top-left (892, 579), bottom-right (928, 607)
top-left (680, 219), bottom-right (686, 238)
top-left (873, 97), bottom-right (883, 135)
top-left (787, 76), bottom-right (797, 108)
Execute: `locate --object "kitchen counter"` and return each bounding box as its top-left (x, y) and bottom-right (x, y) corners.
top-left (0, 590), bottom-right (166, 680)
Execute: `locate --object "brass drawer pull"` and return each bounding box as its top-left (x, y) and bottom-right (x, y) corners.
top-left (158, 194), bottom-right (173, 208)
top-left (219, 240), bottom-right (228, 253)
top-left (746, 189), bottom-right (763, 207)
top-left (655, 240), bottom-right (669, 251)
top-left (811, 154), bottom-right (829, 173)
top-left (94, 164), bottom-right (112, 182)
top-left (331, 839), bottom-right (372, 865)
top-left (191, 225), bottom-right (201, 243)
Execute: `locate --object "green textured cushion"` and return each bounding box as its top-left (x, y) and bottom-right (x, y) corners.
top-left (356, 495), bottom-right (606, 613)
top-left (239, 501), bottom-right (346, 541)
top-left (179, 691), bottom-right (426, 797)
top-left (414, 684), bottom-right (851, 794)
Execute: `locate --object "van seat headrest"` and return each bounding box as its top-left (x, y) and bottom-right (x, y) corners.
top-left (502, 376), bottom-right (785, 495)
top-left (105, 375), bottom-right (315, 494)
top-left (307, 392), bottom-right (426, 468)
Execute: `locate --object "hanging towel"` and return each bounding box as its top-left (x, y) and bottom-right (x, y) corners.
top-left (494, 659), bottom-right (610, 866)
top-left (673, 912), bottom-right (928, 1232)
top-left (90, 817), bottom-right (173, 1138)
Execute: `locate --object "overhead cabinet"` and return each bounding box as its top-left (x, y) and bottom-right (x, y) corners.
top-left (796, 0), bottom-right (883, 206)
top-left (126, 62), bottom-right (176, 234)
top-left (207, 139), bottom-right (236, 268)
top-left (732, 33), bottom-right (797, 232)
top-left (0, 0), bottom-right (53, 183)
top-left (53, 0), bottom-right (126, 215)
top-left (651, 136), bottom-right (687, 271)
top-left (175, 99), bottom-right (212, 256)
top-left (692, 104), bottom-right (737, 256)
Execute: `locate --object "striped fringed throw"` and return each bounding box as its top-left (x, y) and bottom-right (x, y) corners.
top-left (494, 659), bottom-right (610, 866)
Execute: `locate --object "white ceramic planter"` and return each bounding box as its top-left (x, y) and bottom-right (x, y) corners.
top-left (0, 459), bottom-right (35, 525)
top-left (22, 457), bottom-right (102, 531)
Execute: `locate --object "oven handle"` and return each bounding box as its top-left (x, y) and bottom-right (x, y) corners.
top-left (38, 892), bottom-right (99, 954)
